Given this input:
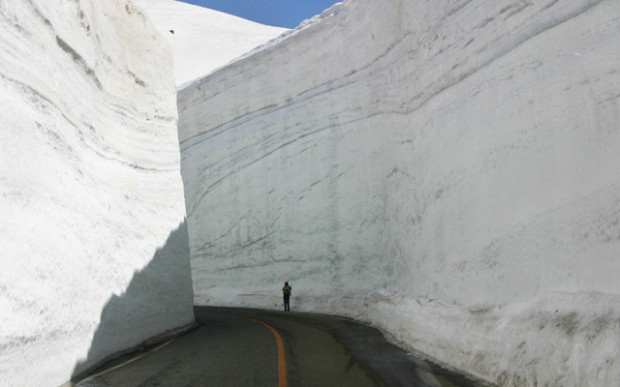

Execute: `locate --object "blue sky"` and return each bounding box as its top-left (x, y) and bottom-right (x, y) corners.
top-left (177, 0), bottom-right (342, 29)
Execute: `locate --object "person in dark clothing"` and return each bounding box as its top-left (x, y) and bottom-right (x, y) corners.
top-left (282, 281), bottom-right (292, 311)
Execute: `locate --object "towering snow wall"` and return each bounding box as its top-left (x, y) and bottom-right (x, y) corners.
top-left (0, 1), bottom-right (194, 385)
top-left (178, 0), bottom-right (620, 385)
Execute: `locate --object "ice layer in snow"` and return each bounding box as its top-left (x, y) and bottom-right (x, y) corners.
top-left (178, 0), bottom-right (620, 385)
top-left (0, 1), bottom-right (193, 385)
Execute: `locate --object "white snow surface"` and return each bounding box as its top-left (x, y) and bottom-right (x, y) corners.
top-left (0, 1), bottom-right (193, 386)
top-left (179, 0), bottom-right (620, 385)
top-left (131, 0), bottom-right (287, 87)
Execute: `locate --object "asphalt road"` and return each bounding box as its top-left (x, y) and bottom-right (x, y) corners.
top-left (74, 306), bottom-right (483, 387)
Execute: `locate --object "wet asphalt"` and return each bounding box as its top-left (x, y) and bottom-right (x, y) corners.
top-left (73, 306), bottom-right (486, 387)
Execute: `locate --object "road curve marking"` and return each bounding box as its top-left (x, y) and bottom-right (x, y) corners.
top-left (246, 318), bottom-right (288, 387)
top-left (217, 314), bottom-right (288, 387)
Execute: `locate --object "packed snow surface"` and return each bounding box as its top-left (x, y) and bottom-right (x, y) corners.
top-left (0, 1), bottom-right (193, 385)
top-left (132, 0), bottom-right (287, 87)
top-left (178, 0), bottom-right (620, 385)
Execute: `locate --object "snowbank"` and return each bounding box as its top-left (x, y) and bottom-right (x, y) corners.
top-left (0, 1), bottom-right (193, 385)
top-left (179, 0), bottom-right (620, 384)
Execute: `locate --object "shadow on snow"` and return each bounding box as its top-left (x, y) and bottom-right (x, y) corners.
top-left (70, 219), bottom-right (195, 382)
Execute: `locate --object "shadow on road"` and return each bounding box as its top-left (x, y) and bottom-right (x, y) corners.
top-left (196, 307), bottom-right (492, 387)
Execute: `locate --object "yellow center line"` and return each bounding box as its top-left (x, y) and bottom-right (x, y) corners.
top-left (216, 313), bottom-right (288, 387)
top-left (246, 318), bottom-right (288, 387)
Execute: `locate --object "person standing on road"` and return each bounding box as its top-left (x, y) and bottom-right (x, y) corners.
top-left (282, 281), bottom-right (292, 311)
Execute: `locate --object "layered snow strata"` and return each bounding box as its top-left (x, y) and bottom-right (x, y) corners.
top-left (179, 0), bottom-right (620, 384)
top-left (131, 0), bottom-right (287, 87)
top-left (0, 1), bottom-right (193, 386)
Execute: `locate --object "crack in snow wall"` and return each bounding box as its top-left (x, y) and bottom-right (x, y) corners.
top-left (178, 0), bottom-right (620, 384)
top-left (0, 1), bottom-right (194, 385)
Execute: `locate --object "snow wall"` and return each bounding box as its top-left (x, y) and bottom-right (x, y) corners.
top-left (178, 0), bottom-right (620, 385)
top-left (0, 1), bottom-right (194, 385)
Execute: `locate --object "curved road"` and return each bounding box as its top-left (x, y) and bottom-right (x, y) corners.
top-left (74, 307), bottom-right (483, 387)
